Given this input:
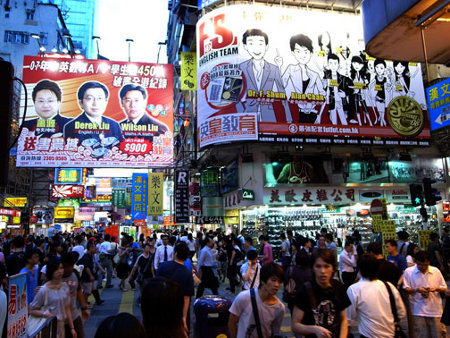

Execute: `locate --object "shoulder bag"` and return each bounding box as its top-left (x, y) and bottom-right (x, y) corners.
top-left (136, 255), bottom-right (152, 284)
top-left (383, 281), bottom-right (406, 338)
top-left (250, 288), bottom-right (286, 338)
top-left (26, 286), bottom-right (50, 336)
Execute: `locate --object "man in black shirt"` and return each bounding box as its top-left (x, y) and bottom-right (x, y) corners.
top-left (367, 242), bottom-right (401, 286)
top-left (5, 236), bottom-right (26, 276)
top-left (157, 242), bottom-right (194, 332)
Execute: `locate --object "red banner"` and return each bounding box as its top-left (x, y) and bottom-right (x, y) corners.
top-left (51, 185), bottom-right (85, 198)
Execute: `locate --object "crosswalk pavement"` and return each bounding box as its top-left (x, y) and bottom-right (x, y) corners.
top-left (83, 280), bottom-right (296, 337)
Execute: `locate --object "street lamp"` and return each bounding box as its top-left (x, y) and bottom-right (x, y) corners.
top-left (157, 40), bottom-right (167, 64)
top-left (125, 38), bottom-right (134, 62)
top-left (92, 35), bottom-right (101, 59)
top-left (31, 33), bottom-right (45, 56)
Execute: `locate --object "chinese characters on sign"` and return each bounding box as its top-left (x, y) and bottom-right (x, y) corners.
top-left (51, 185), bottom-right (85, 199)
top-left (196, 5), bottom-right (430, 148)
top-left (7, 272), bottom-right (28, 338)
top-left (426, 78), bottom-right (450, 131)
top-left (131, 173), bottom-right (148, 220)
top-left (148, 173), bottom-right (163, 216)
top-left (175, 170), bottom-right (190, 223)
top-left (263, 187), bottom-right (356, 205)
top-left (181, 52), bottom-right (197, 90)
top-left (54, 168), bottom-right (84, 184)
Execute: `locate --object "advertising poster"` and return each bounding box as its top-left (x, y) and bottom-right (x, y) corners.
top-left (51, 185), bottom-right (85, 199)
top-left (4, 197), bottom-right (27, 207)
top-left (196, 5), bottom-right (430, 148)
top-left (175, 170), bottom-right (190, 223)
top-left (7, 272), bottom-right (28, 338)
top-left (181, 52), bottom-right (197, 90)
top-left (54, 168), bottom-right (84, 184)
top-left (54, 206), bottom-right (75, 222)
top-left (17, 57), bottom-right (173, 167)
top-left (426, 78), bottom-right (450, 131)
top-left (131, 173), bottom-right (148, 220)
top-left (148, 173), bottom-right (163, 216)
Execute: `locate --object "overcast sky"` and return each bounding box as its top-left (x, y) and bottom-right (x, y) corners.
top-left (95, 0), bottom-right (169, 63)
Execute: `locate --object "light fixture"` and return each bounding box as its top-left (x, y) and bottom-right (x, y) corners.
top-left (74, 49), bottom-right (81, 54)
top-left (125, 38), bottom-right (134, 62)
top-left (157, 40), bottom-right (167, 63)
top-left (51, 46), bottom-right (58, 53)
top-left (92, 35), bottom-right (101, 59)
top-left (30, 33), bottom-right (40, 40)
top-left (62, 48), bottom-right (68, 54)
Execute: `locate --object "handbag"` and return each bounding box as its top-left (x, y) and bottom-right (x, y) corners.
top-left (26, 286), bottom-right (49, 336)
top-left (383, 281), bottom-right (407, 338)
top-left (250, 288), bottom-right (287, 338)
top-left (113, 252), bottom-right (120, 265)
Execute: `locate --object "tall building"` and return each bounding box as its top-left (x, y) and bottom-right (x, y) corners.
top-left (40, 0), bottom-right (98, 58)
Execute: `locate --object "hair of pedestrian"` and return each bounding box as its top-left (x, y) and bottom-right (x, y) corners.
top-left (344, 241), bottom-right (353, 248)
top-left (104, 234), bottom-right (111, 242)
top-left (296, 253), bottom-right (310, 268)
top-left (0, 263), bottom-right (6, 282)
top-left (366, 242), bottom-right (382, 255)
top-left (280, 233), bottom-right (286, 240)
top-left (326, 233), bottom-right (334, 241)
top-left (61, 252), bottom-right (79, 266)
top-left (46, 258), bottom-right (62, 280)
top-left (415, 250), bottom-right (430, 263)
top-left (385, 239), bottom-right (397, 248)
top-left (247, 249), bottom-right (258, 261)
top-left (12, 235), bottom-right (25, 248)
top-left (312, 249), bottom-right (336, 271)
top-left (174, 242), bottom-right (189, 261)
top-left (86, 241), bottom-right (96, 250)
top-left (259, 262), bottom-right (284, 285)
top-left (397, 231), bottom-right (409, 241)
top-left (430, 232), bottom-right (439, 241)
top-left (406, 243), bottom-right (417, 257)
top-left (141, 277), bottom-right (185, 337)
top-left (358, 253), bottom-right (378, 280)
top-left (24, 248), bottom-right (40, 261)
top-left (245, 237), bottom-right (253, 246)
top-left (94, 312), bottom-right (146, 338)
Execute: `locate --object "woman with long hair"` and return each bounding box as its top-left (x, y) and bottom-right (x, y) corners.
top-left (29, 258), bottom-right (77, 337)
top-left (116, 239), bottom-right (131, 291)
top-left (141, 277), bottom-right (187, 338)
top-left (392, 61), bottom-right (411, 98)
top-left (291, 249), bottom-right (350, 338)
top-left (349, 55), bottom-right (372, 126)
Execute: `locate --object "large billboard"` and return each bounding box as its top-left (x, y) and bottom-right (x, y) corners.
top-left (196, 5), bottom-right (431, 148)
top-left (426, 78), bottom-right (450, 131)
top-left (17, 57), bottom-right (173, 167)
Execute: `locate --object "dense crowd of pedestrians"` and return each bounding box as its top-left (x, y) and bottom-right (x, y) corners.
top-left (0, 226), bottom-right (450, 337)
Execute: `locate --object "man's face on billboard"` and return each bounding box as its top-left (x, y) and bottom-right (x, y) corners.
top-left (328, 58), bottom-right (339, 72)
top-left (121, 90), bottom-right (147, 121)
top-left (34, 89), bottom-right (61, 119)
top-left (80, 88), bottom-right (107, 118)
top-left (292, 44), bottom-right (311, 65)
top-left (243, 35), bottom-right (268, 61)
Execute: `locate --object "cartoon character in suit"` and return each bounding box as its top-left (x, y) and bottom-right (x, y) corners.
top-left (236, 29), bottom-right (291, 123)
top-left (275, 34), bottom-right (326, 124)
top-left (21, 80), bottom-right (70, 137)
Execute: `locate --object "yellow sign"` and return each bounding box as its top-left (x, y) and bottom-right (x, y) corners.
top-left (54, 207), bottom-right (75, 220)
top-left (181, 52), bottom-right (197, 90)
top-left (13, 216), bottom-right (21, 224)
top-left (148, 173), bottom-right (164, 216)
top-left (380, 220), bottom-right (396, 258)
top-left (372, 215), bottom-right (382, 233)
top-left (387, 96), bottom-right (425, 137)
top-left (4, 197), bottom-right (27, 207)
top-left (418, 230), bottom-right (433, 250)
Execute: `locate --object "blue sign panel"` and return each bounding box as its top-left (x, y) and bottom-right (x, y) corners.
top-left (198, 0), bottom-right (220, 9)
top-left (131, 173), bottom-right (148, 220)
top-left (426, 78), bottom-right (450, 131)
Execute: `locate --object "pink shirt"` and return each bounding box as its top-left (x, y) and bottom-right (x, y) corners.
top-left (263, 244), bottom-right (273, 264)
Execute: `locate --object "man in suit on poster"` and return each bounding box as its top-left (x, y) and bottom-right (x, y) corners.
top-left (119, 84), bottom-right (169, 141)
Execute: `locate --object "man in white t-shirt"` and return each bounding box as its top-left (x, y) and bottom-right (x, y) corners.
top-left (72, 235), bottom-right (85, 261)
top-left (228, 262), bottom-right (285, 338)
top-left (240, 250), bottom-right (261, 290)
top-left (98, 234), bottom-right (114, 288)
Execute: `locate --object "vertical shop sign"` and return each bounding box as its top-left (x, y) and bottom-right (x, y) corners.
top-left (175, 170), bottom-right (190, 223)
top-left (7, 272), bottom-right (28, 338)
top-left (131, 173), bottom-right (148, 220)
top-left (181, 52), bottom-right (197, 90)
top-left (112, 189), bottom-right (126, 208)
top-left (148, 173), bottom-right (163, 216)
top-left (418, 230), bottom-right (433, 250)
top-left (426, 78), bottom-right (450, 131)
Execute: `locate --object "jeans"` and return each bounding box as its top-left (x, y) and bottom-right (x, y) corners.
top-left (101, 258), bottom-right (113, 286)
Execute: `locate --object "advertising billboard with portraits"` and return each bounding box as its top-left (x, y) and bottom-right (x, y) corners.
top-left (17, 56), bottom-right (173, 167)
top-left (196, 5), bottom-right (431, 148)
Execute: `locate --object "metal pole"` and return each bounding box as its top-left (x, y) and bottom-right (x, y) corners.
top-left (420, 26), bottom-right (431, 84)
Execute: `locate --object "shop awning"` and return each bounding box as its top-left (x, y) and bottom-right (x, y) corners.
top-left (362, 0), bottom-right (450, 64)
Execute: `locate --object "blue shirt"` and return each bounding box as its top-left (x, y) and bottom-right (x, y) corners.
top-left (388, 254), bottom-right (407, 272)
top-left (20, 266), bottom-right (39, 303)
top-left (184, 258), bottom-right (192, 272)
